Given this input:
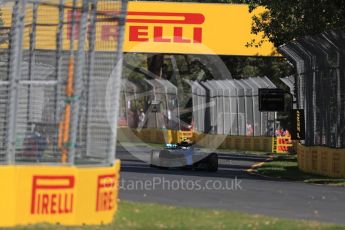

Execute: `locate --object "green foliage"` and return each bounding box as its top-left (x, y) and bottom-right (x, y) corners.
top-left (248, 0), bottom-right (345, 47)
top-left (220, 56), bottom-right (293, 83)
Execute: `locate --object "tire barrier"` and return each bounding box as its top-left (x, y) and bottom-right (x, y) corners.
top-left (297, 144), bottom-right (345, 178)
top-left (0, 161), bottom-right (121, 227)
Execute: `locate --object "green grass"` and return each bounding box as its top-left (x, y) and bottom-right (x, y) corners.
top-left (8, 201), bottom-right (345, 230)
top-left (255, 155), bottom-right (345, 186)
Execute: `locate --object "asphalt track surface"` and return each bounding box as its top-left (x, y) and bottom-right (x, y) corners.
top-left (117, 145), bottom-right (345, 225)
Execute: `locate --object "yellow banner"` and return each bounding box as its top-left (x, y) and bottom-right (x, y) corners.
top-left (125, 2), bottom-right (277, 56)
top-left (0, 1), bottom-right (276, 56)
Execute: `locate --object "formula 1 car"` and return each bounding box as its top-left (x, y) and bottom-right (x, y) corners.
top-left (150, 142), bottom-right (218, 172)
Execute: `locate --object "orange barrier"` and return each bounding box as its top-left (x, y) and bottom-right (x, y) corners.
top-left (297, 144), bottom-right (345, 178)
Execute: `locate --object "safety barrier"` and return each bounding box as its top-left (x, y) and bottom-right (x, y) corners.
top-left (297, 144), bottom-right (345, 178)
top-left (0, 161), bottom-right (121, 227)
top-left (118, 128), bottom-right (273, 152)
top-left (215, 135), bottom-right (272, 152)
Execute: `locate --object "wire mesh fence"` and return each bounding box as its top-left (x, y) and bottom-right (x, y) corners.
top-left (279, 30), bottom-right (345, 148)
top-left (0, 0), bottom-right (127, 165)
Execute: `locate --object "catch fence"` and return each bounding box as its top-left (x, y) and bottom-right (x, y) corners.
top-left (279, 30), bottom-right (345, 148)
top-left (0, 0), bottom-right (127, 164)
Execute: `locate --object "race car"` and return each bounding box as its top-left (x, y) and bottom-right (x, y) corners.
top-left (150, 142), bottom-right (218, 172)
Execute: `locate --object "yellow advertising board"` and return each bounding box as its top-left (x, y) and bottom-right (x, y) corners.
top-left (125, 2), bottom-right (276, 56)
top-left (0, 161), bottom-right (121, 227)
top-left (1, 1), bottom-right (276, 56)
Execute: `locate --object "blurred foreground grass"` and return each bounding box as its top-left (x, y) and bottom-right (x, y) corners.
top-left (9, 201), bottom-right (345, 230)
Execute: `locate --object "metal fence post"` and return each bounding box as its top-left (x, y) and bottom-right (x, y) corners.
top-left (68, 0), bottom-right (89, 164)
top-left (85, 0), bottom-right (97, 158)
top-left (55, 0), bottom-right (65, 123)
top-left (27, 0), bottom-right (38, 124)
top-left (106, 0), bottom-right (128, 164)
top-left (6, 0), bottom-right (27, 164)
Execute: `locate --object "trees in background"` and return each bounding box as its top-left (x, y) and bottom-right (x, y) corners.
top-left (248, 0), bottom-right (345, 47)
